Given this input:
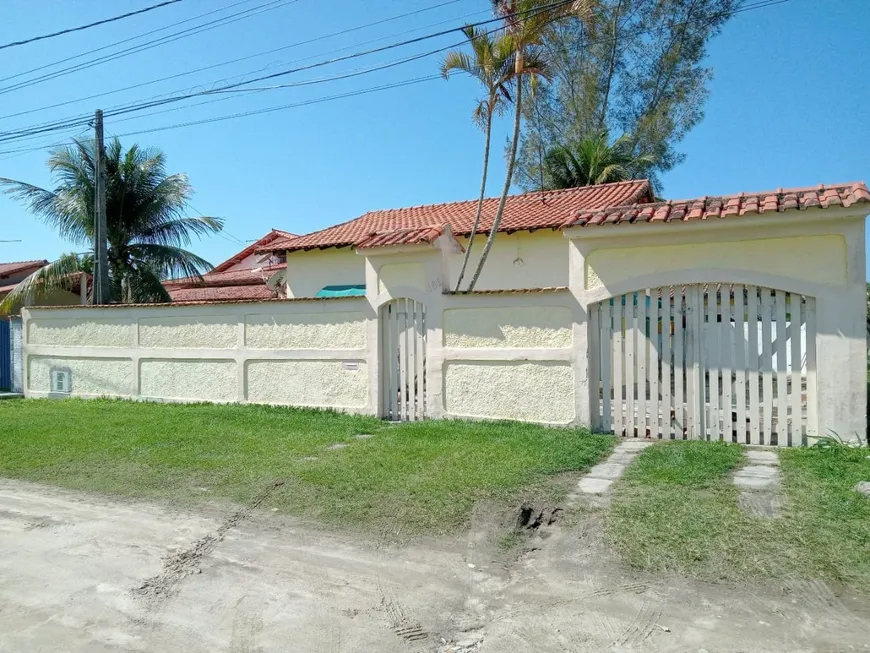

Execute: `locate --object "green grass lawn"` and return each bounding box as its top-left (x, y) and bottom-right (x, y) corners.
top-left (606, 440), bottom-right (870, 590)
top-left (0, 399), bottom-right (614, 537)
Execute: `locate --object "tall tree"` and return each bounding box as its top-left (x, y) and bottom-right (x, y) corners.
top-left (0, 138), bottom-right (221, 312)
top-left (515, 0), bottom-right (737, 192)
top-left (542, 130), bottom-right (656, 189)
top-left (441, 25), bottom-right (515, 292)
top-left (466, 0), bottom-right (594, 291)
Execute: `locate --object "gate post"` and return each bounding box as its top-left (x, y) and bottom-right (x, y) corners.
top-left (568, 239), bottom-right (592, 428)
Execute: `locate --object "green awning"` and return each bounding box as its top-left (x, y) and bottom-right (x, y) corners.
top-left (315, 284), bottom-right (366, 298)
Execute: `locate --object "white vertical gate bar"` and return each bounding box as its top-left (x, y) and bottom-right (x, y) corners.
top-left (661, 289), bottom-right (672, 439)
top-left (381, 305), bottom-right (389, 418)
top-left (695, 285), bottom-right (707, 440)
top-left (411, 301), bottom-right (419, 420)
top-left (420, 302), bottom-right (427, 420)
top-left (805, 297), bottom-right (818, 441)
top-left (790, 294), bottom-right (803, 445)
top-left (685, 287), bottom-right (697, 439)
top-left (625, 293), bottom-right (636, 437)
top-left (650, 288), bottom-right (660, 438)
top-left (637, 290), bottom-right (648, 438)
top-left (706, 286), bottom-right (720, 441)
top-left (734, 285), bottom-right (747, 444)
top-left (775, 289), bottom-right (788, 446)
top-left (747, 287), bottom-right (761, 444)
top-left (760, 289), bottom-right (774, 443)
top-left (721, 285), bottom-right (733, 443)
top-left (589, 303), bottom-right (602, 430)
top-left (601, 301), bottom-right (613, 432)
top-left (398, 299), bottom-right (408, 421)
top-left (674, 289), bottom-right (685, 440)
top-left (613, 297), bottom-right (624, 437)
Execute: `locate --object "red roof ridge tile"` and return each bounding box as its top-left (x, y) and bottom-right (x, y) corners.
top-left (0, 259), bottom-right (48, 266)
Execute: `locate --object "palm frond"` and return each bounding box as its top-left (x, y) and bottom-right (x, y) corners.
top-left (0, 253), bottom-right (86, 315)
top-left (132, 215), bottom-right (224, 247)
top-left (121, 264), bottom-right (171, 304)
top-left (127, 243), bottom-right (214, 281)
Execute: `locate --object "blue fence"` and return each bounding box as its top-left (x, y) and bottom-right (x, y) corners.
top-left (0, 320), bottom-right (10, 390)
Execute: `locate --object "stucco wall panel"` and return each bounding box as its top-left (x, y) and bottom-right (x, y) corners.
top-left (443, 306), bottom-right (573, 349)
top-left (140, 359), bottom-right (237, 401)
top-left (139, 315), bottom-right (237, 349)
top-left (586, 235), bottom-right (847, 289)
top-left (378, 262), bottom-right (426, 294)
top-left (27, 356), bottom-right (134, 396)
top-left (444, 361), bottom-right (574, 423)
top-left (246, 360), bottom-right (368, 408)
top-left (245, 312), bottom-right (367, 350)
top-left (27, 317), bottom-right (133, 348)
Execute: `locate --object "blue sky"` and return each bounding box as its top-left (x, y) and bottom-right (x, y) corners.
top-left (0, 0), bottom-right (867, 271)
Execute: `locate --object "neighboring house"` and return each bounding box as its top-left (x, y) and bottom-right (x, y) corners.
top-left (1, 259), bottom-right (86, 390)
top-left (258, 180), bottom-right (654, 296)
top-left (165, 229), bottom-right (295, 302)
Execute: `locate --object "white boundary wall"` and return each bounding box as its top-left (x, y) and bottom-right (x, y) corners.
top-left (21, 205), bottom-right (869, 443)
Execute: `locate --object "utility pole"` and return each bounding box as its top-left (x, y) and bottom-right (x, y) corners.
top-left (93, 109), bottom-right (109, 304)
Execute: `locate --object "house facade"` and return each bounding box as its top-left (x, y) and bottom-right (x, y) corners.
top-left (19, 180), bottom-right (870, 445)
top-left (165, 229), bottom-right (294, 302)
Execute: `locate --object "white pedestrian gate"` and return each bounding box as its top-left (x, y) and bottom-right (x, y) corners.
top-left (589, 284), bottom-right (817, 446)
top-left (380, 298), bottom-right (427, 421)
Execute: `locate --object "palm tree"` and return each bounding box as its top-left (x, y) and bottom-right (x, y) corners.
top-left (466, 0), bottom-right (595, 291)
top-left (442, 25), bottom-right (515, 292)
top-left (542, 131), bottom-right (656, 189)
top-left (0, 138), bottom-right (222, 312)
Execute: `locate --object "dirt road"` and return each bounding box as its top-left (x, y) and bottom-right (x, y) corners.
top-left (1, 478), bottom-right (868, 652)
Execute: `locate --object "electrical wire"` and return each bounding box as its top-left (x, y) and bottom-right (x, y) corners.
top-left (0, 0), bottom-right (184, 52)
top-left (0, 0), bottom-right (260, 86)
top-left (0, 0), bottom-right (479, 124)
top-left (0, 0), bottom-right (793, 150)
top-left (0, 0), bottom-right (301, 97)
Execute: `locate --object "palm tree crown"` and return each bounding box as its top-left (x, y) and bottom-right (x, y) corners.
top-left (543, 131), bottom-right (657, 189)
top-left (0, 138), bottom-right (222, 312)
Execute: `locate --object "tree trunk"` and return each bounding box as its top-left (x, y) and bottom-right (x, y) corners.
top-left (454, 104), bottom-right (494, 292)
top-left (467, 77), bottom-right (524, 292)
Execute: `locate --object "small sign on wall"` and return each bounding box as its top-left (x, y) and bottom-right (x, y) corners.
top-left (342, 361), bottom-right (360, 371)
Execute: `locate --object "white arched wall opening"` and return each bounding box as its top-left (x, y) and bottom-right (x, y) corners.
top-left (585, 272), bottom-right (821, 447)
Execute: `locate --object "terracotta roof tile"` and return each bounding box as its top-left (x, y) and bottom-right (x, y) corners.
top-left (261, 180), bottom-right (653, 253)
top-left (356, 224), bottom-right (452, 249)
top-left (0, 259), bottom-right (47, 277)
top-left (165, 264), bottom-right (286, 289)
top-left (167, 284), bottom-right (277, 302)
top-left (568, 182), bottom-right (870, 227)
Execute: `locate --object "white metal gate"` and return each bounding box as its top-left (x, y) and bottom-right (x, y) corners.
top-left (589, 284), bottom-right (817, 446)
top-left (380, 298), bottom-right (427, 421)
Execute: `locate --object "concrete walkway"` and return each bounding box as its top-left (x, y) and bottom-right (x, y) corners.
top-left (734, 449), bottom-right (782, 518)
top-left (575, 439), bottom-right (652, 505)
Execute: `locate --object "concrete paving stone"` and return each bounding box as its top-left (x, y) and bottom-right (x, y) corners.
top-left (615, 440), bottom-right (653, 452)
top-left (734, 466), bottom-right (779, 480)
top-left (745, 450), bottom-right (780, 466)
top-left (577, 477), bottom-right (613, 495)
top-left (854, 481), bottom-right (870, 497)
top-left (586, 462), bottom-right (627, 480)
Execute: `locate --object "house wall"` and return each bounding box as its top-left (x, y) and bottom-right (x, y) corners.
top-left (284, 248), bottom-right (366, 297)
top-left (448, 230), bottom-right (568, 291)
top-left (22, 299), bottom-right (374, 412)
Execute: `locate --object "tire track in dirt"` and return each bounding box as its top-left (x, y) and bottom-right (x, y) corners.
top-left (133, 480), bottom-right (285, 611)
top-left (783, 578), bottom-right (870, 635)
top-left (612, 599), bottom-right (663, 648)
top-left (228, 595), bottom-right (264, 653)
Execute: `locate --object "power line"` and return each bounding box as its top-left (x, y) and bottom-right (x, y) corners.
top-left (0, 0), bottom-right (184, 52)
top-left (0, 0), bottom-right (792, 150)
top-left (0, 0), bottom-right (300, 97)
top-left (0, 0), bottom-right (259, 86)
top-left (0, 0), bottom-right (479, 124)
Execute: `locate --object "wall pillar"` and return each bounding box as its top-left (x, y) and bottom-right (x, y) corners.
top-left (567, 238), bottom-right (592, 428)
